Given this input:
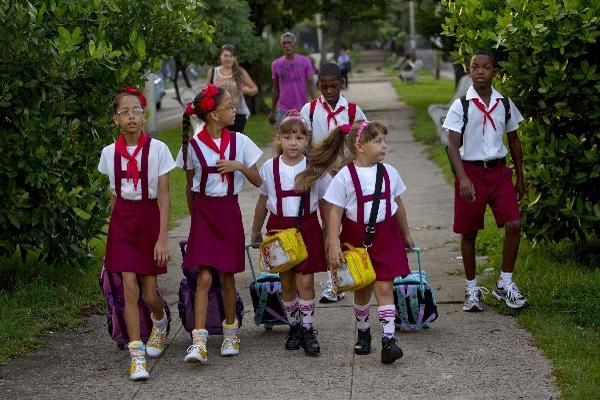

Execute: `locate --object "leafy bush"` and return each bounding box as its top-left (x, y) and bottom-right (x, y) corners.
top-left (442, 0), bottom-right (600, 241)
top-left (0, 1), bottom-right (211, 263)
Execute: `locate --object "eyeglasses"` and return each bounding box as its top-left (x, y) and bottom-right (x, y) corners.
top-left (115, 107), bottom-right (144, 117)
top-left (215, 104), bottom-right (236, 112)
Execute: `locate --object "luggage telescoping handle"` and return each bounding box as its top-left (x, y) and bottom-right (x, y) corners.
top-left (245, 244), bottom-right (258, 283)
top-left (407, 246), bottom-right (424, 292)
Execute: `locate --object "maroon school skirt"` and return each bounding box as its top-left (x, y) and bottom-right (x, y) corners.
top-left (183, 193), bottom-right (245, 274)
top-left (266, 212), bottom-right (327, 274)
top-left (340, 215), bottom-right (409, 281)
top-left (105, 198), bottom-right (166, 275)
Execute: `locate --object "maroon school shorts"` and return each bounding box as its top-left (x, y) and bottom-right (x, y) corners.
top-left (453, 161), bottom-right (520, 234)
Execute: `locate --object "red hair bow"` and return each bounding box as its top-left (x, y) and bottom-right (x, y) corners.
top-left (123, 85), bottom-right (147, 108)
top-left (340, 124), bottom-right (352, 135)
top-left (198, 84), bottom-right (220, 113)
top-left (202, 84), bottom-right (220, 98)
top-left (185, 101), bottom-right (195, 116)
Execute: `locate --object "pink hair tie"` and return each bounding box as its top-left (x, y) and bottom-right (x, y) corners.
top-left (185, 101), bottom-right (195, 116)
top-left (282, 115), bottom-right (309, 128)
top-left (340, 124), bottom-right (351, 135)
top-left (355, 120), bottom-right (369, 146)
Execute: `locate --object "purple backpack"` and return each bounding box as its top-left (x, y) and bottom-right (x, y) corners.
top-left (99, 267), bottom-right (171, 349)
top-left (177, 241), bottom-right (244, 335)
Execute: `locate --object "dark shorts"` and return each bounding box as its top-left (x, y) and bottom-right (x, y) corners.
top-left (453, 162), bottom-right (520, 234)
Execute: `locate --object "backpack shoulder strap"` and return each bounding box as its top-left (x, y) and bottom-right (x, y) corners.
top-left (309, 99), bottom-right (318, 127)
top-left (210, 67), bottom-right (216, 84)
top-left (348, 103), bottom-right (357, 125)
top-left (500, 97), bottom-right (511, 129)
top-left (459, 96), bottom-right (469, 147)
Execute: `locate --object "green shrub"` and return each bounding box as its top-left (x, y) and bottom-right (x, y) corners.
top-left (442, 0), bottom-right (600, 241)
top-left (0, 1), bottom-right (211, 264)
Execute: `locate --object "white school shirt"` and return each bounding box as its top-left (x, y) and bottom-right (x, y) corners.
top-left (300, 95), bottom-right (366, 144)
top-left (324, 163), bottom-right (405, 224)
top-left (98, 139), bottom-right (176, 200)
top-left (442, 85), bottom-right (524, 161)
top-left (258, 156), bottom-right (332, 216)
top-left (175, 132), bottom-right (262, 196)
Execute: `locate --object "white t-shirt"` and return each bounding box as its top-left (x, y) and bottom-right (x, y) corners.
top-left (98, 139), bottom-right (176, 200)
top-left (324, 163), bottom-right (405, 224)
top-left (258, 156), bottom-right (332, 217)
top-left (442, 85), bottom-right (524, 161)
top-left (300, 95), bottom-right (366, 144)
top-left (175, 132), bottom-right (262, 196)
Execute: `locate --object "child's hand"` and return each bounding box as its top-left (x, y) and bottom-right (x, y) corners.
top-left (250, 231), bottom-right (262, 248)
top-left (216, 159), bottom-right (242, 174)
top-left (154, 238), bottom-right (170, 268)
top-left (458, 176), bottom-right (476, 202)
top-left (327, 242), bottom-right (344, 271)
top-left (404, 234), bottom-right (415, 252)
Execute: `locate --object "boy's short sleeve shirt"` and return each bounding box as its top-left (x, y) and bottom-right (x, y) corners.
top-left (299, 95), bottom-right (366, 145)
top-left (98, 139), bottom-right (176, 200)
top-left (443, 85), bottom-right (524, 161)
top-left (272, 55), bottom-right (315, 112)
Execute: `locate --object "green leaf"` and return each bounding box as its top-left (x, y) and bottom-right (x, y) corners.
top-left (74, 208), bottom-right (91, 221)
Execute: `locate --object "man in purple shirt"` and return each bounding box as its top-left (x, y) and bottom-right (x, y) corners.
top-left (269, 32), bottom-right (316, 127)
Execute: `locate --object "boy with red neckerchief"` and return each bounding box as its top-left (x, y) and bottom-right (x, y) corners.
top-left (98, 86), bottom-right (176, 380)
top-left (444, 50), bottom-right (528, 312)
top-left (177, 84), bottom-right (262, 364)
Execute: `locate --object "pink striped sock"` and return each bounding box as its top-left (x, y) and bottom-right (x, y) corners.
top-left (377, 304), bottom-right (396, 339)
top-left (353, 302), bottom-right (370, 331)
top-left (283, 297), bottom-right (301, 326)
top-left (299, 298), bottom-right (315, 329)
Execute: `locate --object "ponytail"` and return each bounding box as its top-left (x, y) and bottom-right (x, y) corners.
top-left (182, 112), bottom-right (191, 168)
top-left (295, 126), bottom-right (346, 192)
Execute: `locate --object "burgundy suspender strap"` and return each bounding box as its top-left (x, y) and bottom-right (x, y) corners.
top-left (348, 103), bottom-right (357, 125)
top-left (347, 162), bottom-right (391, 225)
top-left (189, 133), bottom-right (236, 196)
top-left (273, 156), bottom-right (311, 220)
top-left (113, 137), bottom-right (152, 200)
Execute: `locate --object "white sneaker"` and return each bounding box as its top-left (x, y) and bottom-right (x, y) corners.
top-left (146, 326), bottom-right (167, 358)
top-left (129, 356), bottom-right (149, 381)
top-left (184, 342), bottom-right (208, 363)
top-left (463, 286), bottom-right (489, 312)
top-left (220, 335), bottom-right (240, 357)
top-left (319, 281), bottom-right (345, 303)
top-left (493, 281), bottom-right (527, 309)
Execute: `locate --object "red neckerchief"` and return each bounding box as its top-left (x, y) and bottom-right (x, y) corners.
top-left (197, 126), bottom-right (231, 183)
top-left (472, 98), bottom-right (500, 134)
top-left (114, 132), bottom-right (148, 191)
top-left (320, 97), bottom-right (345, 127)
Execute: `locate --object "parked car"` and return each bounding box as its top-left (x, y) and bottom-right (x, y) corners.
top-left (154, 73), bottom-right (166, 110)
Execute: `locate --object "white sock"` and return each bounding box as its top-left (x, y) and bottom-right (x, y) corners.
top-left (377, 305), bottom-right (396, 339)
top-left (283, 297), bottom-right (301, 326)
top-left (499, 272), bottom-right (513, 288)
top-left (466, 279), bottom-right (477, 290)
top-left (353, 302), bottom-right (370, 331)
top-left (299, 298), bottom-right (315, 329)
top-left (128, 340), bottom-right (145, 357)
top-left (191, 329), bottom-right (208, 345)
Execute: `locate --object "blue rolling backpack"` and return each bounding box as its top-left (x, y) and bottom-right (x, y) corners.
top-left (393, 247), bottom-right (439, 331)
top-left (246, 244), bottom-right (288, 330)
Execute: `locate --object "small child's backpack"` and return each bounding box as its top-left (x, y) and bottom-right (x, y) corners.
top-left (393, 248), bottom-right (439, 331)
top-left (99, 267), bottom-right (171, 349)
top-left (246, 245), bottom-right (288, 330)
top-left (177, 241), bottom-right (244, 335)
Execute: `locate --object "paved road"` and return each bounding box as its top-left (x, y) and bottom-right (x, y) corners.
top-left (0, 56), bottom-right (558, 400)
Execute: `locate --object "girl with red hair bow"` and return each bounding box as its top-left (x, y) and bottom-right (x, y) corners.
top-left (98, 86), bottom-right (176, 380)
top-left (176, 85), bottom-right (263, 363)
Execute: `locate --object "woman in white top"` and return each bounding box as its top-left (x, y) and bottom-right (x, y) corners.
top-left (207, 44), bottom-right (258, 133)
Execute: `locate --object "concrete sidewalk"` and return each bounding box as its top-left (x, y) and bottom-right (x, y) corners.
top-left (0, 61), bottom-right (558, 400)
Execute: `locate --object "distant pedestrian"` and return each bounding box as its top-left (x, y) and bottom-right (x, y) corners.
top-left (444, 50), bottom-right (527, 312)
top-left (98, 86), bottom-right (175, 380)
top-left (269, 32), bottom-right (316, 128)
top-left (337, 47), bottom-right (351, 89)
top-left (296, 120), bottom-right (414, 364)
top-left (208, 44), bottom-right (258, 133)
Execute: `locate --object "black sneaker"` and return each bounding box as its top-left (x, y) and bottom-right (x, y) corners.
top-left (299, 327), bottom-right (320, 357)
top-left (285, 324), bottom-right (302, 351)
top-left (381, 337), bottom-right (403, 364)
top-left (354, 328), bottom-right (371, 355)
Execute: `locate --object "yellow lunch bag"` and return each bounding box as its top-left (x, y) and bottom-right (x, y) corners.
top-left (334, 243), bottom-right (376, 293)
top-left (259, 228), bottom-right (308, 274)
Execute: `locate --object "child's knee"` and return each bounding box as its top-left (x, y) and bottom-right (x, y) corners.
top-left (196, 269), bottom-right (213, 291)
top-left (123, 279), bottom-right (140, 303)
top-left (462, 231), bottom-right (478, 242)
top-left (504, 219), bottom-right (521, 232)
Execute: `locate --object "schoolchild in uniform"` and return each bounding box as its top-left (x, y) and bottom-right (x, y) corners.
top-left (444, 50), bottom-right (528, 312)
top-left (296, 120), bottom-right (414, 364)
top-left (250, 111), bottom-right (330, 357)
top-left (299, 62), bottom-right (367, 303)
top-left (98, 86), bottom-right (176, 380)
top-left (178, 84), bottom-right (262, 363)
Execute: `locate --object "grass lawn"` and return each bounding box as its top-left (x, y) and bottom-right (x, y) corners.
top-left (394, 71), bottom-right (600, 399)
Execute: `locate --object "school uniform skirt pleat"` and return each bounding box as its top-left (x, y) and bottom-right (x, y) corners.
top-left (105, 198), bottom-right (166, 275)
top-left (266, 212), bottom-right (327, 274)
top-left (340, 215), bottom-right (409, 281)
top-left (183, 193), bottom-right (245, 274)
